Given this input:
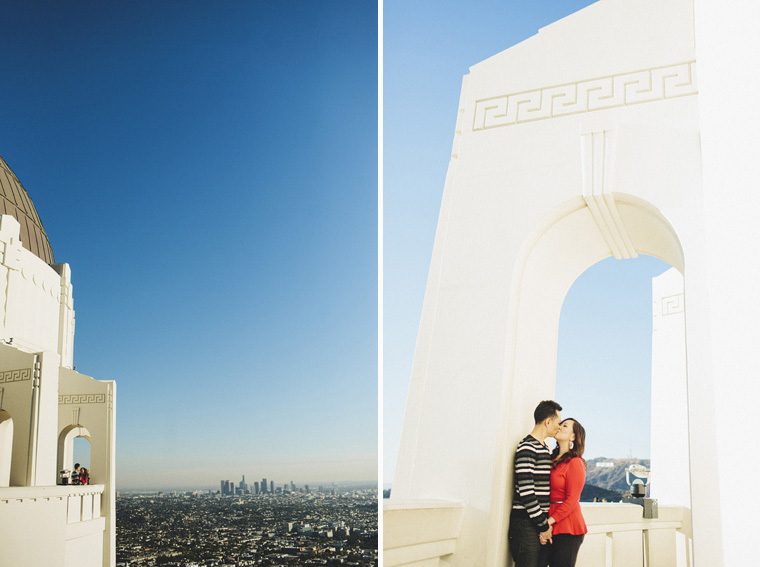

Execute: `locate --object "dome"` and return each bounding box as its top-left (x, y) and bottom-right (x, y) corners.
top-left (0, 155), bottom-right (54, 264)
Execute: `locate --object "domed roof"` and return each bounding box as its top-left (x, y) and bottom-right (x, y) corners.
top-left (0, 155), bottom-right (54, 264)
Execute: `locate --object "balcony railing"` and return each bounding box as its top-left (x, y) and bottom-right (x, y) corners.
top-left (66, 484), bottom-right (104, 524)
top-left (383, 501), bottom-right (692, 567)
top-left (579, 503), bottom-right (692, 567)
top-left (384, 499), bottom-right (465, 567)
top-left (0, 484), bottom-right (104, 527)
top-left (0, 484), bottom-right (106, 565)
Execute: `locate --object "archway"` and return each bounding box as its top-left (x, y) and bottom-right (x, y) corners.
top-left (58, 424), bottom-right (93, 483)
top-left (555, 254), bottom-right (691, 513)
top-left (0, 410), bottom-right (12, 487)
top-left (487, 193), bottom-right (689, 567)
top-left (73, 437), bottom-right (91, 471)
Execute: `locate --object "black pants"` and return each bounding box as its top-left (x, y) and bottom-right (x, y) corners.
top-left (508, 516), bottom-right (549, 567)
top-left (547, 534), bottom-right (584, 567)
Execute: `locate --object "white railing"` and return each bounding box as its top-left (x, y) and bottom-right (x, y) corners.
top-left (383, 501), bottom-right (692, 567)
top-left (384, 499), bottom-right (465, 567)
top-left (0, 484), bottom-right (107, 566)
top-left (579, 503), bottom-right (692, 567)
top-left (0, 484), bottom-right (105, 526)
top-left (66, 484), bottom-right (104, 524)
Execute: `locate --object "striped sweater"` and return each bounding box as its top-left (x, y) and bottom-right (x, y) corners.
top-left (511, 434), bottom-right (551, 532)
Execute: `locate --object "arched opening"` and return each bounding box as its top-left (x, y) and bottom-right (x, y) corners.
top-left (58, 424), bottom-right (92, 485)
top-left (73, 437), bottom-right (91, 475)
top-left (489, 194), bottom-right (695, 567)
top-left (0, 410), bottom-right (13, 487)
top-left (555, 254), bottom-right (690, 508)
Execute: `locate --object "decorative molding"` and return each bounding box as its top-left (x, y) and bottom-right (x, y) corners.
top-left (0, 368), bottom-right (32, 384)
top-left (19, 264), bottom-right (61, 302)
top-left (59, 394), bottom-right (106, 404)
top-left (662, 294), bottom-right (685, 316)
top-left (473, 61), bottom-right (697, 131)
top-left (580, 129), bottom-right (637, 260)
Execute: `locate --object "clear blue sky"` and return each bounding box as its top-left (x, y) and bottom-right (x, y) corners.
top-left (384, 0), bottom-right (671, 482)
top-left (1, 0), bottom-right (377, 490)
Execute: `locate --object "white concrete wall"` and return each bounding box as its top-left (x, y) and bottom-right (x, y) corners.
top-left (391, 1), bottom-right (730, 566)
top-left (0, 216), bottom-right (63, 355)
top-left (0, 206), bottom-right (113, 567)
top-left (0, 345), bottom-right (40, 486)
top-left (34, 350), bottom-right (62, 486)
top-left (0, 485), bottom-right (106, 567)
top-left (0, 489), bottom-right (67, 566)
top-left (693, 2), bottom-right (760, 566)
top-left (650, 268), bottom-right (691, 507)
top-left (0, 215), bottom-right (76, 368)
top-left (53, 263), bottom-right (75, 370)
top-left (59, 369), bottom-right (116, 567)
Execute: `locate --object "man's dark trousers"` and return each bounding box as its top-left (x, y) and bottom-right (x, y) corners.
top-left (508, 515), bottom-right (549, 567)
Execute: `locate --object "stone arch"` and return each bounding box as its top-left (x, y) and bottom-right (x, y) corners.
top-left (487, 193), bottom-right (687, 566)
top-left (57, 424), bottom-right (93, 479)
top-left (0, 409), bottom-right (13, 487)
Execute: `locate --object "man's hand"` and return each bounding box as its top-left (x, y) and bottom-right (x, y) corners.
top-left (539, 526), bottom-right (553, 545)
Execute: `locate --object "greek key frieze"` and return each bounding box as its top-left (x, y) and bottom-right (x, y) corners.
top-left (473, 61), bottom-right (697, 131)
top-left (0, 368), bottom-right (32, 383)
top-left (59, 394), bottom-right (106, 404)
top-left (661, 293), bottom-right (685, 316)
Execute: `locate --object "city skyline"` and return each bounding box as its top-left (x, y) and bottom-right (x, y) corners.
top-left (2, 1), bottom-right (377, 489)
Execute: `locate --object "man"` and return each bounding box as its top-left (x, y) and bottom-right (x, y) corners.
top-left (508, 400), bottom-right (562, 567)
top-left (72, 462), bottom-right (81, 485)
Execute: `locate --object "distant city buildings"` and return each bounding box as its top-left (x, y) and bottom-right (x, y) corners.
top-left (217, 475), bottom-right (349, 497)
top-left (116, 488), bottom-right (378, 566)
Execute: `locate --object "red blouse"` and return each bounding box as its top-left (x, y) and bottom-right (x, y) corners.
top-left (549, 457), bottom-right (587, 535)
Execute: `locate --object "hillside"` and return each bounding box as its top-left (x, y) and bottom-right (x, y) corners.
top-left (581, 457), bottom-right (650, 501)
top-left (383, 458), bottom-right (650, 502)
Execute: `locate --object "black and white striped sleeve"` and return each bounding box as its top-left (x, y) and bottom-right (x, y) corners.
top-left (514, 441), bottom-right (550, 531)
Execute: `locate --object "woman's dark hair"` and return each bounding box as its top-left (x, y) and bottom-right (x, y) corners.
top-left (552, 418), bottom-right (586, 467)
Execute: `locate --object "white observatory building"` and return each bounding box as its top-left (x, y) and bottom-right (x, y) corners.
top-left (0, 155), bottom-right (116, 567)
top-left (385, 1), bottom-right (760, 566)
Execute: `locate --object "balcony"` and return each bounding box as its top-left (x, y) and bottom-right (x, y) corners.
top-left (0, 484), bottom-right (106, 566)
top-left (383, 501), bottom-right (692, 567)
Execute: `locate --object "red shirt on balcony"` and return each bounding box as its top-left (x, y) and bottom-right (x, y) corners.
top-left (549, 457), bottom-right (587, 535)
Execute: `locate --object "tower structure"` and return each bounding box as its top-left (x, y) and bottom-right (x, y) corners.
top-left (386, 1), bottom-right (760, 566)
top-left (0, 155), bottom-right (116, 567)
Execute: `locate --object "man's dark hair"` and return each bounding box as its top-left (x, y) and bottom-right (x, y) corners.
top-left (534, 400), bottom-right (562, 424)
top-left (74, 463), bottom-right (80, 469)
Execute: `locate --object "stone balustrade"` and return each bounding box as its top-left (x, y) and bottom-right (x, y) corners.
top-left (383, 500), bottom-right (692, 567)
top-left (384, 500), bottom-right (465, 567)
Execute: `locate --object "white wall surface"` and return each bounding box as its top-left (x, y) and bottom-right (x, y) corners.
top-left (650, 268), bottom-right (690, 507)
top-left (693, 2), bottom-right (760, 565)
top-left (391, 0), bottom-right (730, 566)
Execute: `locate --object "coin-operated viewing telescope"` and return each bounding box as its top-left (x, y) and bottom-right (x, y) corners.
top-left (622, 464), bottom-right (658, 518)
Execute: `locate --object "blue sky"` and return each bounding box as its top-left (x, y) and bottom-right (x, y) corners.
top-left (2, 1), bottom-right (377, 489)
top-left (383, 0), bottom-right (671, 481)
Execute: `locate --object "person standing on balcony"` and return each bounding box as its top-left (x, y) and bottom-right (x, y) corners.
top-left (509, 400), bottom-right (562, 567)
top-left (541, 418), bottom-right (588, 567)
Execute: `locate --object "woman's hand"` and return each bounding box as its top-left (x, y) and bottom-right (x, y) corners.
top-left (539, 526), bottom-right (553, 545)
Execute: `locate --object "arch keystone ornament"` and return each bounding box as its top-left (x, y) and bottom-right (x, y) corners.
top-left (387, 0), bottom-right (759, 566)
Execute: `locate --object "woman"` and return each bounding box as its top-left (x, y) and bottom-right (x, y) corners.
top-left (542, 418), bottom-right (587, 567)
